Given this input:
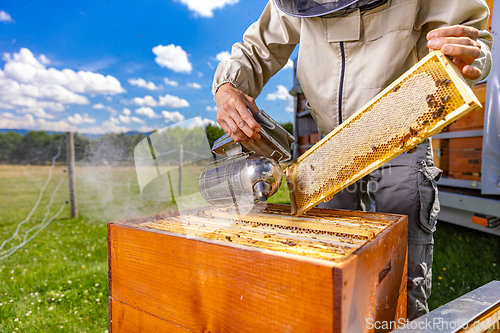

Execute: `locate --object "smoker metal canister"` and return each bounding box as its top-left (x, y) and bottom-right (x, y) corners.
top-left (199, 153), bottom-right (282, 207)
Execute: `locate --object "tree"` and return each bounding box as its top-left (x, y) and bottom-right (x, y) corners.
top-left (0, 132), bottom-right (22, 163)
top-left (19, 131), bottom-right (62, 164)
top-left (85, 133), bottom-right (134, 165)
top-left (280, 122), bottom-right (293, 136)
top-left (74, 133), bottom-right (92, 161)
top-left (205, 124), bottom-right (225, 148)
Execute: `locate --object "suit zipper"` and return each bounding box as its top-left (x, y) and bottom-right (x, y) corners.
top-left (339, 41), bottom-right (345, 125)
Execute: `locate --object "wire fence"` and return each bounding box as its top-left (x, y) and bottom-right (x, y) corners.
top-left (0, 145), bottom-right (67, 262)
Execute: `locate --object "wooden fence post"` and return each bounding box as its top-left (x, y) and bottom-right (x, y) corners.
top-left (66, 132), bottom-right (78, 218)
top-left (178, 144), bottom-right (183, 197)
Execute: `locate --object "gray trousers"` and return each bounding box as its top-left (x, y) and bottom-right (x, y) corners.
top-left (318, 139), bottom-right (442, 320)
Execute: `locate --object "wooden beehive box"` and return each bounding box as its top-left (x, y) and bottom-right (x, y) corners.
top-left (108, 204), bottom-right (407, 333)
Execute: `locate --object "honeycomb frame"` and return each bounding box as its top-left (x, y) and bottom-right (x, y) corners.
top-left (286, 51), bottom-right (482, 216)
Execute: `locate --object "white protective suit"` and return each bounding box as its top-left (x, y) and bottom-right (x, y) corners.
top-left (213, 0), bottom-right (492, 135)
top-left (213, 0), bottom-right (493, 320)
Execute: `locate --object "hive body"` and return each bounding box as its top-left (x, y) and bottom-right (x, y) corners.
top-left (108, 204), bottom-right (407, 333)
top-left (286, 51), bottom-right (482, 215)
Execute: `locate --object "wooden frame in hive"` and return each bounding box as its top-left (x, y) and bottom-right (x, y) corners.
top-left (108, 204), bottom-right (407, 333)
top-left (286, 51), bottom-right (482, 215)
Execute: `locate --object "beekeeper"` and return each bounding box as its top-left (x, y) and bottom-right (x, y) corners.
top-left (212, 0), bottom-right (493, 320)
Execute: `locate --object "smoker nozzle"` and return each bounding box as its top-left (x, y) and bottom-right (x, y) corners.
top-left (253, 180), bottom-right (272, 202)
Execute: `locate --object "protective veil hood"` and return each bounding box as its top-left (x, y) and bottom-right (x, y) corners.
top-left (274, 0), bottom-right (386, 18)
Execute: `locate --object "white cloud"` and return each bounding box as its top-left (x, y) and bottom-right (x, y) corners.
top-left (187, 82), bottom-right (201, 89)
top-left (128, 78), bottom-right (161, 91)
top-left (136, 106), bottom-right (160, 119)
top-left (0, 48), bottom-right (125, 123)
top-left (9, 99), bottom-right (66, 112)
top-left (132, 95), bottom-right (158, 107)
top-left (122, 108), bottom-right (131, 116)
top-left (38, 54), bottom-right (50, 65)
top-left (131, 116), bottom-right (144, 123)
top-left (202, 118), bottom-right (218, 127)
top-left (138, 125), bottom-right (155, 133)
top-left (37, 118), bottom-right (79, 132)
top-left (132, 94), bottom-right (189, 108)
top-left (152, 44), bottom-right (192, 73)
top-left (162, 110), bottom-right (185, 123)
top-left (0, 11), bottom-right (13, 23)
top-left (83, 118), bottom-right (131, 134)
top-left (118, 114), bottom-right (130, 123)
top-left (31, 85), bottom-right (89, 104)
top-left (159, 94), bottom-right (189, 108)
top-left (216, 51), bottom-right (231, 62)
top-left (118, 114), bottom-right (145, 124)
top-left (176, 0), bottom-right (239, 17)
top-left (266, 85), bottom-right (294, 113)
top-left (2, 48), bottom-right (125, 95)
top-left (186, 117), bottom-right (219, 128)
top-left (164, 77), bottom-right (178, 86)
top-left (0, 70), bottom-right (89, 110)
top-left (91, 103), bottom-right (117, 115)
top-left (0, 111), bottom-right (137, 135)
top-left (16, 107), bottom-right (55, 119)
top-left (100, 119), bottom-right (130, 133)
top-left (67, 113), bottom-right (96, 124)
top-left (166, 116), bottom-right (220, 130)
top-left (206, 105), bottom-right (217, 112)
top-left (0, 112), bottom-right (78, 132)
top-left (266, 85), bottom-right (292, 101)
top-left (283, 58), bottom-right (294, 70)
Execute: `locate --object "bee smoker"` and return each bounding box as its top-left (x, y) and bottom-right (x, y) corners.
top-left (199, 110), bottom-right (295, 207)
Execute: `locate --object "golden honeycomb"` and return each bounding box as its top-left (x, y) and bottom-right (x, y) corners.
top-left (286, 51), bottom-right (481, 216)
top-left (139, 206), bottom-right (394, 261)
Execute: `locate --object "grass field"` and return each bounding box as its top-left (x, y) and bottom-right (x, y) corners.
top-left (429, 221), bottom-right (500, 309)
top-left (0, 164), bottom-right (174, 332)
top-left (0, 164), bottom-right (498, 332)
top-left (0, 165), bottom-right (110, 332)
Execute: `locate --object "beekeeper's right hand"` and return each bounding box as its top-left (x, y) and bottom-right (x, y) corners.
top-left (214, 83), bottom-right (262, 143)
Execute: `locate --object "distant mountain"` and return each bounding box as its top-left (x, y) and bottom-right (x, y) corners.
top-left (0, 129), bottom-right (150, 138)
top-left (0, 128), bottom-right (31, 136)
top-left (125, 130), bottom-right (144, 137)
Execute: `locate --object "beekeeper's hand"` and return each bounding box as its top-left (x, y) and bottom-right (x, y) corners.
top-left (214, 83), bottom-right (262, 143)
top-left (427, 25), bottom-right (482, 80)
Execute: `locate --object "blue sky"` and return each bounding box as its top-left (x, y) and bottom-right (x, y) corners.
top-left (0, 0), bottom-right (297, 134)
